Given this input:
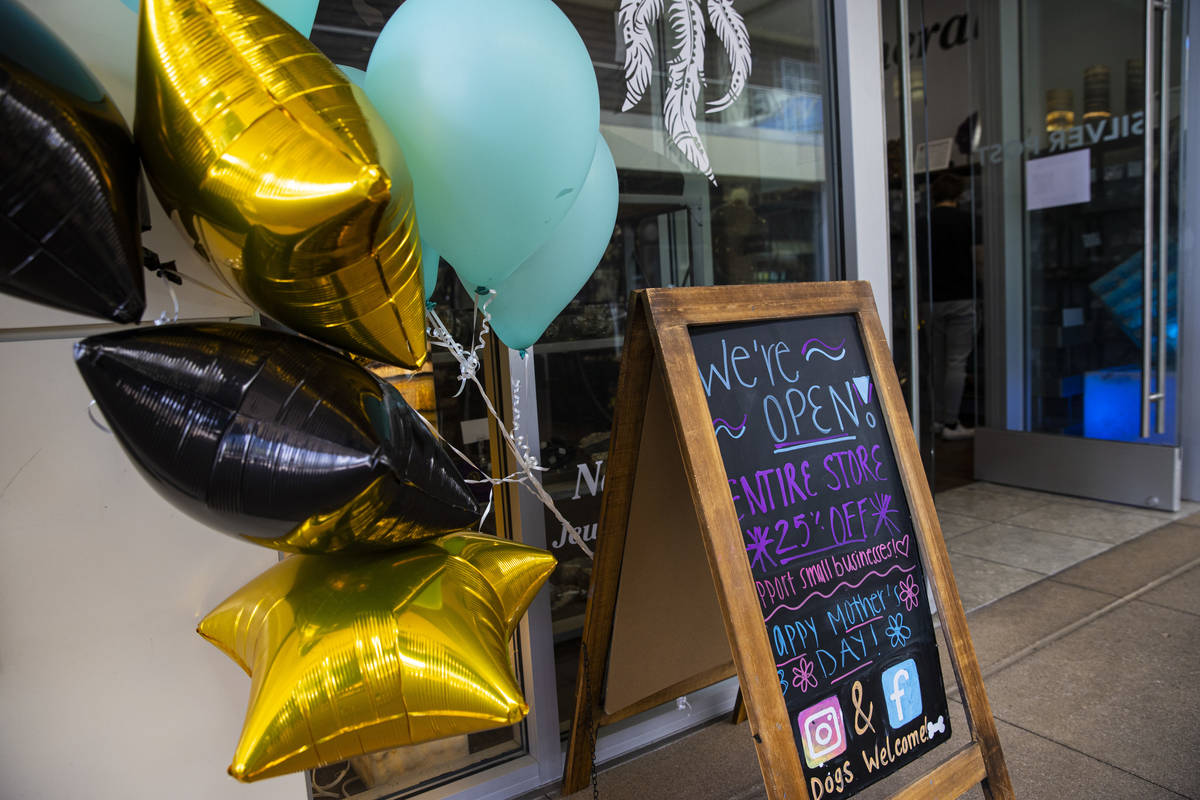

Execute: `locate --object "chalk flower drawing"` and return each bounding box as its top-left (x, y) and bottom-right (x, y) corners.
top-left (896, 575), bottom-right (921, 612)
top-left (792, 654), bottom-right (819, 692)
top-left (618, 0), bottom-right (752, 183)
top-left (885, 613), bottom-right (912, 647)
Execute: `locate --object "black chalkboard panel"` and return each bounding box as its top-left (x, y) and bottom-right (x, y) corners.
top-left (691, 314), bottom-right (950, 799)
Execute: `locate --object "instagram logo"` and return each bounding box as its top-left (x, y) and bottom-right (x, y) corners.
top-left (797, 696), bottom-right (847, 768)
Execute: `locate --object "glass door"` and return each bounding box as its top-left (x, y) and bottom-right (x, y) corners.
top-left (974, 0), bottom-right (1188, 510)
top-left (886, 0), bottom-right (1189, 510)
top-left (882, 0), bottom-right (988, 495)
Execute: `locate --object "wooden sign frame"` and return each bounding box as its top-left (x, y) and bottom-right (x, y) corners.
top-left (563, 283), bottom-right (1013, 800)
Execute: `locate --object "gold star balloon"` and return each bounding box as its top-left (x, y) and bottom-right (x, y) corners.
top-left (198, 532), bottom-right (556, 782)
top-left (134, 0), bottom-right (427, 367)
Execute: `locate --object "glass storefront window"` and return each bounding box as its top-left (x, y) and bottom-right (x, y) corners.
top-left (529, 0), bottom-right (841, 732)
top-left (309, 0), bottom-right (840, 794)
top-left (307, 350), bottom-right (530, 799)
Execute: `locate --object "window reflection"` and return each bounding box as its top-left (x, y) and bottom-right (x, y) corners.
top-left (308, 0), bottom-right (838, 788)
top-left (539, 0), bottom-right (838, 731)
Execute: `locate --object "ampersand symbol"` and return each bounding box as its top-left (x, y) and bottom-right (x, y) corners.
top-left (851, 679), bottom-right (875, 735)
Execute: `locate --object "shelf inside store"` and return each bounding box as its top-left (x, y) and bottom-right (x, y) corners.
top-left (428, 335), bottom-right (624, 364)
top-left (1033, 321), bottom-right (1098, 348)
top-left (552, 613), bottom-right (587, 641)
top-left (528, 335), bottom-right (624, 355)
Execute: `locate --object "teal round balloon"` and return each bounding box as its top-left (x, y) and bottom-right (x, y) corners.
top-left (0, 0), bottom-right (106, 101)
top-left (365, 0), bottom-right (600, 291)
top-left (422, 244), bottom-right (440, 303)
top-left (484, 135), bottom-right (618, 352)
top-left (117, 0), bottom-right (320, 36)
top-left (338, 64), bottom-right (366, 87)
top-left (342, 55), bottom-right (436, 304)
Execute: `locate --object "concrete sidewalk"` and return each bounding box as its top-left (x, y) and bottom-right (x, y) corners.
top-left (555, 512), bottom-right (1200, 799)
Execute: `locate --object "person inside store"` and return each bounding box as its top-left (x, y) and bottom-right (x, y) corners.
top-left (712, 185), bottom-right (768, 285)
top-left (918, 172), bottom-right (980, 440)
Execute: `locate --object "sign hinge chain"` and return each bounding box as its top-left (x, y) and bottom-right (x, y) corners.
top-left (582, 640), bottom-right (600, 800)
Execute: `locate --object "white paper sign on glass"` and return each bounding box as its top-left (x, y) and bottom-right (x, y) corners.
top-left (1025, 149), bottom-right (1092, 211)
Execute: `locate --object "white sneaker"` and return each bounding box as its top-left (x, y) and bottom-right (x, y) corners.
top-left (941, 422), bottom-right (975, 440)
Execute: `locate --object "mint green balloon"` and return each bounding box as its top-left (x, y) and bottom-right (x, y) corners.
top-left (343, 64), bottom-right (441, 299)
top-left (337, 64), bottom-right (366, 87)
top-left (365, 0), bottom-right (600, 291)
top-left (0, 0), bottom-right (106, 101)
top-left (484, 135), bottom-right (618, 352)
top-left (117, 0), bottom-right (320, 36)
top-left (422, 243), bottom-right (440, 302)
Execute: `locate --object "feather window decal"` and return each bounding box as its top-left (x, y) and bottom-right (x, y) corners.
top-left (618, 0), bottom-right (752, 184)
top-left (705, 0), bottom-right (752, 113)
top-left (618, 0), bottom-right (662, 111)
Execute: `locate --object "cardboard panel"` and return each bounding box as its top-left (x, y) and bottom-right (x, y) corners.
top-left (604, 362), bottom-right (733, 715)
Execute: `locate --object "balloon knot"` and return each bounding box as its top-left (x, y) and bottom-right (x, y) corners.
top-left (425, 300), bottom-right (436, 310)
top-left (518, 349), bottom-right (527, 359)
top-left (475, 285), bottom-right (490, 295)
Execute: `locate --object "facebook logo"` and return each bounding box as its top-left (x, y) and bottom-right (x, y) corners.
top-left (881, 658), bottom-right (922, 728)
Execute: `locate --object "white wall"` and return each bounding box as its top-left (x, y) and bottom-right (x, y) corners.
top-left (0, 0), bottom-right (254, 330)
top-left (834, 0), bottom-right (892, 340)
top-left (0, 337), bottom-right (303, 800)
top-left (0, 2), bottom-right (298, 797)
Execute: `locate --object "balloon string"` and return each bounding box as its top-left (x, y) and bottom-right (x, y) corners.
top-left (405, 399), bottom-right (530, 534)
top-left (476, 490), bottom-right (495, 532)
top-left (144, 248), bottom-right (241, 304)
top-left (153, 272), bottom-right (181, 326)
top-left (310, 762), bottom-right (352, 798)
top-left (87, 400), bottom-right (112, 434)
top-left (427, 291), bottom-right (494, 397)
top-left (165, 266), bottom-right (242, 302)
top-left (425, 304), bottom-right (593, 558)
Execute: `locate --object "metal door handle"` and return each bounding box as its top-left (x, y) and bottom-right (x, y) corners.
top-left (898, 0), bottom-right (920, 434)
top-left (1157, 0), bottom-right (1170, 435)
top-left (1142, 0), bottom-right (1170, 438)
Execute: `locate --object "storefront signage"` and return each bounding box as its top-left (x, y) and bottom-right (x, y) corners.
top-left (972, 111), bottom-right (1144, 166)
top-left (564, 283), bottom-right (1012, 800)
top-left (881, 11), bottom-right (978, 70)
top-left (1026, 150), bottom-right (1091, 211)
top-left (548, 461), bottom-right (605, 550)
top-left (689, 313), bottom-right (951, 797)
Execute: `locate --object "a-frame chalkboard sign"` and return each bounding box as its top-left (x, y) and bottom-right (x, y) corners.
top-left (563, 283), bottom-right (1012, 800)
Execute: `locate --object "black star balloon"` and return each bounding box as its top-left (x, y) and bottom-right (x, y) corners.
top-left (0, 0), bottom-right (144, 323)
top-left (74, 323), bottom-right (480, 553)
top-left (198, 532), bottom-right (557, 782)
